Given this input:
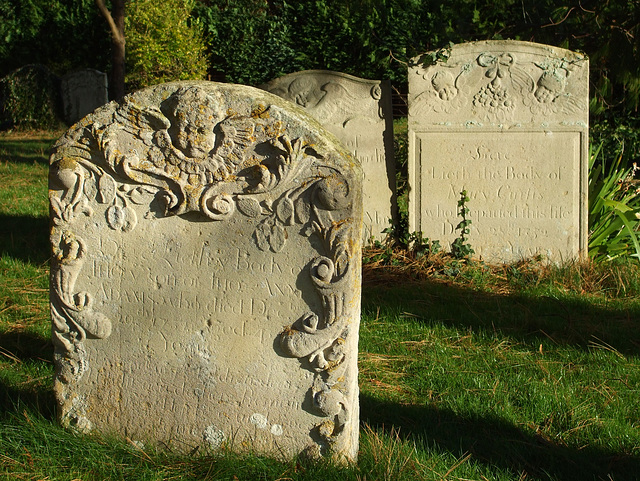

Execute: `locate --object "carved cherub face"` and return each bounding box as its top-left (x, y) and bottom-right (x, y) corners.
top-left (165, 87), bottom-right (220, 159)
top-left (431, 71), bottom-right (458, 101)
top-left (534, 69), bottom-right (567, 104)
top-left (170, 109), bottom-right (216, 158)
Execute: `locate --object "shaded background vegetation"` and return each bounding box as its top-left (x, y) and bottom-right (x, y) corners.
top-left (1, 0), bottom-right (640, 258)
top-left (1, 0), bottom-right (639, 113)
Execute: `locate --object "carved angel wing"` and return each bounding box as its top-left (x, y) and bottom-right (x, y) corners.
top-left (554, 94), bottom-right (586, 115)
top-left (310, 82), bottom-right (373, 127)
top-left (113, 101), bottom-right (171, 144)
top-left (215, 117), bottom-right (257, 174)
top-left (509, 66), bottom-right (536, 96)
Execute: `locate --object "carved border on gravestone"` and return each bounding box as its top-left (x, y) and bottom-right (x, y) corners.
top-left (49, 83), bottom-right (360, 454)
top-left (262, 70), bottom-right (385, 127)
top-left (411, 48), bottom-right (587, 123)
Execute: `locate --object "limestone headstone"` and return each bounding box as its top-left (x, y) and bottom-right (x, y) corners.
top-left (61, 69), bottom-right (109, 124)
top-left (409, 41), bottom-right (588, 262)
top-left (49, 81), bottom-right (362, 461)
top-left (261, 70), bottom-right (395, 242)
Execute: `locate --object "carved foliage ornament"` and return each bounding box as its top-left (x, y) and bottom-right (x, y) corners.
top-left (49, 83), bottom-right (360, 454)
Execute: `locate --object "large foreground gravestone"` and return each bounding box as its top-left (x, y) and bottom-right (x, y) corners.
top-left (49, 81), bottom-right (362, 460)
top-left (409, 41), bottom-right (588, 262)
top-left (261, 70), bottom-right (395, 242)
top-left (61, 69), bottom-right (109, 124)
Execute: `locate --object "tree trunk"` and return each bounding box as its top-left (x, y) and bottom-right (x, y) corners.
top-left (95, 0), bottom-right (126, 101)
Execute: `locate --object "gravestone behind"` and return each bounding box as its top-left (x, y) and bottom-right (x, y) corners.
top-left (261, 70), bottom-right (395, 242)
top-left (49, 81), bottom-right (362, 461)
top-left (61, 69), bottom-right (109, 124)
top-left (409, 41), bottom-right (588, 262)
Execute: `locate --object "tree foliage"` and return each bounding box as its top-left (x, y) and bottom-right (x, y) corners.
top-left (194, 0), bottom-right (640, 121)
top-left (0, 0), bottom-right (110, 77)
top-left (0, 65), bottom-right (64, 130)
top-left (0, 0), bottom-right (638, 120)
top-left (125, 0), bottom-right (208, 90)
top-left (193, 0), bottom-right (299, 85)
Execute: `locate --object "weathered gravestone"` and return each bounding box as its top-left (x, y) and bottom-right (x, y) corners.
top-left (49, 81), bottom-right (362, 460)
top-left (409, 41), bottom-right (588, 262)
top-left (261, 70), bottom-right (395, 242)
top-left (61, 69), bottom-right (109, 124)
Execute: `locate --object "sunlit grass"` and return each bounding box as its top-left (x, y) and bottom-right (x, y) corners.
top-left (1, 130), bottom-right (640, 480)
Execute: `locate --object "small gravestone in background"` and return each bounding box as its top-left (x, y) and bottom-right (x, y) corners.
top-left (409, 41), bottom-right (588, 263)
top-left (261, 70), bottom-right (395, 242)
top-left (49, 81), bottom-right (362, 460)
top-left (60, 69), bottom-right (109, 124)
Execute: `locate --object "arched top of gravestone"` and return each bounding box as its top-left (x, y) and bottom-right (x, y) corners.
top-left (62, 68), bottom-right (108, 80)
top-left (409, 40), bottom-right (588, 128)
top-left (261, 70), bottom-right (396, 243)
top-left (51, 81), bottom-right (362, 222)
top-left (260, 70), bottom-right (387, 128)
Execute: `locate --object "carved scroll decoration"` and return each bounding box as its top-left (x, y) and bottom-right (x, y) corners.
top-left (49, 85), bottom-right (358, 451)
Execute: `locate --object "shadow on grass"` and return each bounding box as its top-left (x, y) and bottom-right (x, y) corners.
top-left (362, 270), bottom-right (640, 357)
top-left (0, 331), bottom-right (55, 420)
top-left (361, 268), bottom-right (640, 478)
top-left (0, 382), bottom-right (56, 421)
top-left (0, 215), bottom-right (50, 264)
top-left (361, 393), bottom-right (640, 481)
top-left (0, 330), bottom-right (53, 362)
top-left (0, 138), bottom-right (55, 165)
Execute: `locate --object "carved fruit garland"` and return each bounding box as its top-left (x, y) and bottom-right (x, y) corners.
top-left (413, 49), bottom-right (586, 120)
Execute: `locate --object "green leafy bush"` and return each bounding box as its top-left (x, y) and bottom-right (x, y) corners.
top-left (0, 65), bottom-right (64, 130)
top-left (125, 0), bottom-right (208, 90)
top-left (588, 143), bottom-right (640, 261)
top-left (193, 0), bottom-right (300, 85)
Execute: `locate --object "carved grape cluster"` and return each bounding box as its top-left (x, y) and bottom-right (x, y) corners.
top-left (473, 83), bottom-right (513, 113)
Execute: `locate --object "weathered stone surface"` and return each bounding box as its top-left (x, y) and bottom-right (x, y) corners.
top-left (409, 41), bottom-right (588, 262)
top-left (49, 81), bottom-right (362, 461)
top-left (61, 69), bottom-right (109, 124)
top-left (261, 70), bottom-right (395, 242)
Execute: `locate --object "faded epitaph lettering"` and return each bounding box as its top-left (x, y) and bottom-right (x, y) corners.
top-left (49, 82), bottom-right (362, 460)
top-left (261, 70), bottom-right (395, 242)
top-left (409, 41), bottom-right (588, 262)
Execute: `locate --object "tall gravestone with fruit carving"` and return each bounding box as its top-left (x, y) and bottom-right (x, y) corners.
top-left (49, 81), bottom-right (362, 460)
top-left (409, 41), bottom-right (588, 262)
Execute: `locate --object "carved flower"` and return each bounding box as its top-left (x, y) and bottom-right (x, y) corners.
top-left (254, 220), bottom-right (287, 252)
top-left (311, 257), bottom-right (335, 285)
top-left (201, 193), bottom-right (235, 220)
top-left (315, 175), bottom-right (349, 211)
top-left (105, 205), bottom-right (137, 232)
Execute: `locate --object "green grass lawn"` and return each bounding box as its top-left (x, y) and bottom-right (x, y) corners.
top-left (1, 131), bottom-right (639, 480)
